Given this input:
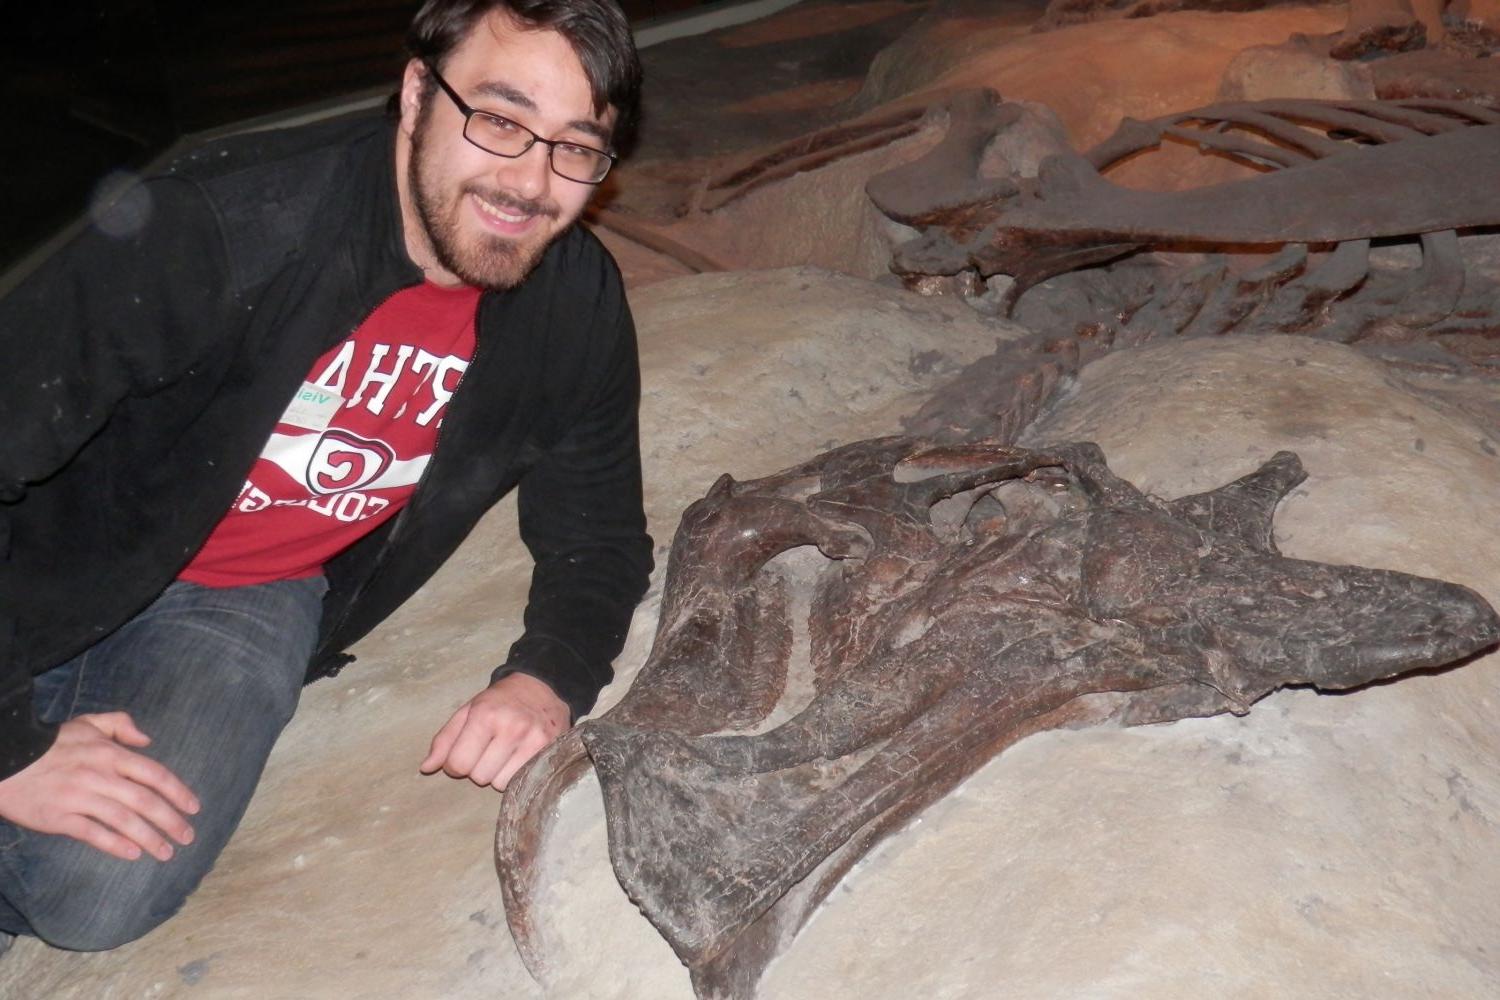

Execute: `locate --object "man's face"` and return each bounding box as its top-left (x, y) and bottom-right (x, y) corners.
top-left (398, 14), bottom-right (615, 290)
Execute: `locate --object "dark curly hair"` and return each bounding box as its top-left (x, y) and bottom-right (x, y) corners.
top-left (404, 0), bottom-right (643, 154)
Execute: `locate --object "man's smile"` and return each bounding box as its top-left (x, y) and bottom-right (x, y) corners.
top-left (467, 189), bottom-right (557, 236)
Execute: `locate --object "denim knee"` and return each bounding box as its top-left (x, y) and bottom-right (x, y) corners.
top-left (15, 846), bottom-right (207, 951)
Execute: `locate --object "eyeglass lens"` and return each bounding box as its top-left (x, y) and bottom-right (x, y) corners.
top-left (463, 114), bottom-right (611, 183)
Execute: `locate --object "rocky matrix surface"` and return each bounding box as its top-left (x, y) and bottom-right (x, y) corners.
top-left (6, 1), bottom-right (1499, 997)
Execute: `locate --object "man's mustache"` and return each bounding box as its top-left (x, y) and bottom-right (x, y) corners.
top-left (463, 184), bottom-right (560, 221)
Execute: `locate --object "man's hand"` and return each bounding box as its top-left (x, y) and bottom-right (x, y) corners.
top-left (0, 712), bottom-right (199, 862)
top-left (420, 673), bottom-right (569, 791)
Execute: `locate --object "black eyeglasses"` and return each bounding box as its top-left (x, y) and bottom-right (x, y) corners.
top-left (424, 63), bottom-right (616, 185)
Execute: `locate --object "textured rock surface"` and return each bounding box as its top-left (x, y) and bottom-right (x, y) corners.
top-left (1219, 40), bottom-right (1378, 100)
top-left (627, 267), bottom-right (1021, 494)
top-left (656, 122), bottom-right (946, 280)
top-left (0, 269), bottom-right (1017, 999)
top-left (7, 294), bottom-right (1498, 1000)
top-left (1371, 46), bottom-right (1500, 104)
top-left (752, 335), bottom-right (1500, 998)
top-left (533, 430), bottom-right (1497, 999)
top-left (828, 6), bottom-right (1348, 163)
top-left (521, 335), bottom-right (1500, 1000)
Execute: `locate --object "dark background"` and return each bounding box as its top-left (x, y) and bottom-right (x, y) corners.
top-left (1, 0), bottom-right (711, 271)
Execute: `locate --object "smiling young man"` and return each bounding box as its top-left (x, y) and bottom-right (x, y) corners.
top-left (0, 0), bottom-right (650, 952)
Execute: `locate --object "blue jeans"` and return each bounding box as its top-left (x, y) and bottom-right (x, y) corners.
top-left (0, 576), bottom-right (326, 950)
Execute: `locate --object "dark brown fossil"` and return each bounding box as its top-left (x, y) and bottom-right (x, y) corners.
top-left (496, 436), bottom-right (1500, 999)
top-left (868, 92), bottom-right (1500, 306)
top-left (859, 93), bottom-right (1500, 439)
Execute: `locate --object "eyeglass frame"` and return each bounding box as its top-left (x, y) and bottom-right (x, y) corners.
top-left (421, 62), bottom-right (617, 185)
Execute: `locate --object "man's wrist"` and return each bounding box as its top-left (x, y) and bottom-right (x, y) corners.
top-left (494, 634), bottom-right (605, 722)
top-left (488, 665), bottom-right (575, 725)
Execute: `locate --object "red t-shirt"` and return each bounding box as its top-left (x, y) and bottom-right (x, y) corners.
top-left (180, 281), bottom-right (481, 587)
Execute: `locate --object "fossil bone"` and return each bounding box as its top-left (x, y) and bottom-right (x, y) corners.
top-left (869, 94), bottom-right (1500, 303)
top-left (860, 92), bottom-right (1500, 408)
top-left (497, 436), bottom-right (1500, 999)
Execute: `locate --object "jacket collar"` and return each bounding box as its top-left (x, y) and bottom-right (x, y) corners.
top-left (348, 115), bottom-right (426, 296)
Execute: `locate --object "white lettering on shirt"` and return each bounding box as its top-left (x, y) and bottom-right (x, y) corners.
top-left (312, 340), bottom-right (356, 397)
top-left (348, 343), bottom-right (414, 415)
top-left (410, 349), bottom-right (469, 427)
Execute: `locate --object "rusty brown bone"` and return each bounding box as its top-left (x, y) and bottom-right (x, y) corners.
top-left (867, 93), bottom-right (1500, 300)
top-left (497, 436), bottom-right (1500, 999)
top-left (693, 102), bottom-right (930, 213)
top-left (860, 93), bottom-right (1500, 411)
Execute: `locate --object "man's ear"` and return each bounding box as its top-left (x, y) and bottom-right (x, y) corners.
top-left (398, 59), bottom-right (428, 137)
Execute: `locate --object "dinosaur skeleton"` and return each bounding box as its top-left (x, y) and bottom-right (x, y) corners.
top-left (693, 102), bottom-right (931, 214)
top-left (856, 92), bottom-right (1500, 439)
top-left (868, 91), bottom-right (1500, 308)
top-left (496, 436), bottom-right (1500, 999)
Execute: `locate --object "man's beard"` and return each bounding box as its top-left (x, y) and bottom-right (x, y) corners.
top-left (409, 104), bottom-right (563, 291)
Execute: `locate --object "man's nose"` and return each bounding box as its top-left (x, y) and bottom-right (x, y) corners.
top-left (497, 141), bottom-right (553, 200)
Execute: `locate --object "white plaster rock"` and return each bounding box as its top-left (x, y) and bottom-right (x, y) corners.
top-left (496, 317), bottom-right (1500, 1000)
top-left (749, 335), bottom-right (1500, 999)
top-left (0, 267), bottom-right (1017, 999)
top-left (662, 124), bottom-right (944, 281)
top-left (1219, 41), bottom-right (1378, 101)
top-left (8, 278), bottom-right (1499, 1000)
top-left (631, 266), bottom-right (1016, 507)
top-left (13, 294), bottom-right (1499, 1000)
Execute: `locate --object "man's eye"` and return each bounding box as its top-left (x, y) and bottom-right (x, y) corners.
top-left (554, 143), bottom-right (594, 158)
top-left (477, 114), bottom-right (522, 135)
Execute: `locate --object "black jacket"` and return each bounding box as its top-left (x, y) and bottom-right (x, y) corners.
top-left (0, 112), bottom-right (653, 779)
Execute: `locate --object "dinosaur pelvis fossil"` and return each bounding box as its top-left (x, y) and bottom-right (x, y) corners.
top-left (496, 436), bottom-right (1500, 999)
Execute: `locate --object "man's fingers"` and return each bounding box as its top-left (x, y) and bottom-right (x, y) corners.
top-left (439, 718), bottom-right (499, 779)
top-left (108, 775), bottom-right (196, 847)
top-left (81, 793), bottom-right (177, 862)
top-left (423, 678), bottom-right (568, 789)
top-left (492, 729), bottom-right (552, 792)
top-left (0, 714), bottom-right (203, 862)
top-left (57, 814), bottom-right (143, 862)
top-left (420, 706), bottom-right (470, 773)
top-left (76, 726), bottom-right (197, 853)
top-left (465, 740), bottom-right (516, 788)
top-left (81, 711), bottom-right (152, 748)
top-left (114, 751), bottom-right (200, 818)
